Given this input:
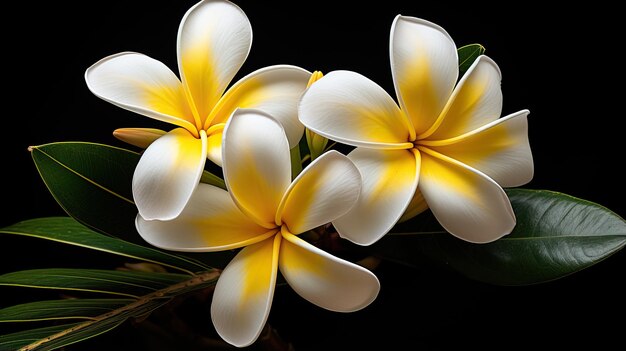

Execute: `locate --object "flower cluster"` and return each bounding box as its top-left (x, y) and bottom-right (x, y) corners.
top-left (85, 0), bottom-right (532, 347)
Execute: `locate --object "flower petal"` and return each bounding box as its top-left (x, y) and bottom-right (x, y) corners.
top-left (208, 65), bottom-right (310, 147)
top-left (132, 128), bottom-right (207, 220)
top-left (85, 52), bottom-right (196, 131)
top-left (333, 148), bottom-right (419, 245)
top-left (418, 148), bottom-right (516, 243)
top-left (423, 56), bottom-right (503, 140)
top-left (390, 15), bottom-right (458, 136)
top-left (211, 235), bottom-right (281, 348)
top-left (136, 183), bottom-right (274, 252)
top-left (279, 230), bottom-right (380, 312)
top-left (426, 110), bottom-right (533, 187)
top-left (223, 109), bottom-right (291, 228)
top-left (298, 70), bottom-right (413, 149)
top-left (278, 151), bottom-right (361, 234)
top-left (177, 0), bottom-right (252, 122)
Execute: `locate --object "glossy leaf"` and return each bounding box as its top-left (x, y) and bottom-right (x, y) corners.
top-left (458, 43), bottom-right (486, 76)
top-left (30, 142), bottom-right (225, 242)
top-left (0, 269), bottom-right (189, 298)
top-left (30, 142), bottom-right (139, 241)
top-left (0, 299), bottom-right (135, 322)
top-left (378, 189), bottom-right (626, 285)
top-left (0, 217), bottom-right (210, 275)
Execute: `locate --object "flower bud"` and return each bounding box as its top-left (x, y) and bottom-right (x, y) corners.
top-left (113, 128), bottom-right (166, 149)
top-left (305, 71), bottom-right (329, 161)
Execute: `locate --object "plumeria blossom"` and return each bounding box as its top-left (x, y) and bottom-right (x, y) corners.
top-left (136, 109), bottom-right (380, 347)
top-left (299, 15), bottom-right (533, 244)
top-left (85, 0), bottom-right (310, 220)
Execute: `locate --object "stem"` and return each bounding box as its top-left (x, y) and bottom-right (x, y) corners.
top-left (19, 270), bottom-right (221, 351)
top-left (290, 146), bottom-right (303, 179)
top-left (257, 324), bottom-right (294, 351)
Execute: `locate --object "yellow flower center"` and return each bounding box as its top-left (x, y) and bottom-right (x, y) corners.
top-left (206, 123), bottom-right (226, 138)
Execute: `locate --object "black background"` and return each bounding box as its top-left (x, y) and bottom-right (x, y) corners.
top-left (1, 1), bottom-right (624, 349)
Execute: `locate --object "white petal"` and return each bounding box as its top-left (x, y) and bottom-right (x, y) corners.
top-left (424, 56), bottom-right (503, 140)
top-left (390, 15), bottom-right (458, 136)
top-left (208, 65), bottom-right (311, 147)
top-left (418, 149), bottom-right (516, 243)
top-left (85, 52), bottom-right (196, 131)
top-left (211, 235), bottom-right (280, 348)
top-left (177, 0), bottom-right (252, 121)
top-left (299, 70), bottom-right (413, 149)
top-left (426, 110), bottom-right (533, 187)
top-left (278, 151), bottom-right (361, 234)
top-left (333, 148), bottom-right (419, 245)
top-left (136, 183), bottom-right (274, 252)
top-left (132, 128), bottom-right (207, 220)
top-left (279, 230), bottom-right (380, 312)
top-left (222, 109), bottom-right (291, 227)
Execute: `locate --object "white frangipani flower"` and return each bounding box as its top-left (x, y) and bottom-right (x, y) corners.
top-left (136, 109), bottom-right (380, 347)
top-left (85, 0), bottom-right (310, 221)
top-left (299, 15), bottom-right (533, 244)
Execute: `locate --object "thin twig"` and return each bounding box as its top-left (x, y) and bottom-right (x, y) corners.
top-left (20, 270), bottom-right (221, 351)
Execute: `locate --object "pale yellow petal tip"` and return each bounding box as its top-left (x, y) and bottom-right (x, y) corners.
top-left (113, 128), bottom-right (166, 149)
top-left (27, 146), bottom-right (35, 152)
top-left (306, 71), bottom-right (324, 88)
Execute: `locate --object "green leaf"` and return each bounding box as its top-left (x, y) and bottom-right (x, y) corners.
top-left (30, 142), bottom-right (225, 242)
top-left (0, 269), bottom-right (190, 298)
top-left (30, 142), bottom-right (141, 241)
top-left (458, 44), bottom-right (485, 76)
top-left (0, 299), bottom-right (135, 322)
top-left (0, 217), bottom-right (210, 275)
top-left (0, 271), bottom-right (219, 351)
top-left (0, 323), bottom-right (82, 350)
top-left (1, 320), bottom-right (125, 351)
top-left (378, 189), bottom-right (626, 285)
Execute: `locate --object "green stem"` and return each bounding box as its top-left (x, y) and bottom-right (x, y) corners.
top-left (290, 146), bottom-right (303, 179)
top-left (19, 270), bottom-right (221, 351)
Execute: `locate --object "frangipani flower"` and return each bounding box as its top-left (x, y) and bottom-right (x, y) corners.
top-left (136, 109), bottom-right (380, 347)
top-left (85, 0), bottom-right (310, 220)
top-left (299, 16), bottom-right (533, 244)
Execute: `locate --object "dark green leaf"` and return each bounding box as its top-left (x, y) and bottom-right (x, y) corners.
top-left (0, 271), bottom-right (219, 351)
top-left (30, 142), bottom-right (141, 242)
top-left (0, 217), bottom-right (210, 274)
top-left (0, 269), bottom-right (189, 298)
top-left (458, 44), bottom-right (485, 76)
top-left (0, 299), bottom-right (135, 322)
top-left (1, 320), bottom-right (125, 351)
top-left (30, 142), bottom-right (225, 243)
top-left (0, 323), bottom-right (81, 350)
top-left (379, 189), bottom-right (626, 285)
